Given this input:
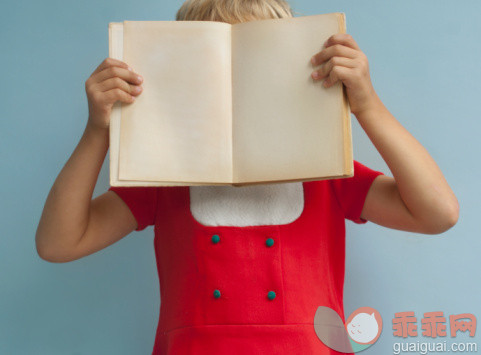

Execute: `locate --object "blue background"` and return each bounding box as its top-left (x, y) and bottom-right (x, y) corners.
top-left (1, 0), bottom-right (479, 354)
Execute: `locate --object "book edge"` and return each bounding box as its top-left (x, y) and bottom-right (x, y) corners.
top-left (108, 22), bottom-right (123, 187)
top-left (337, 13), bottom-right (354, 177)
top-left (110, 173), bottom-right (353, 187)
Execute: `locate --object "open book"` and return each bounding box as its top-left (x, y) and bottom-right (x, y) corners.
top-left (108, 13), bottom-right (353, 187)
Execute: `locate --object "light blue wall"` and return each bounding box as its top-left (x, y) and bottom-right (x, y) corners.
top-left (1, 0), bottom-right (479, 353)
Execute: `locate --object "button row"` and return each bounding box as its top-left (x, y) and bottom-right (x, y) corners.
top-left (213, 289), bottom-right (276, 300)
top-left (211, 234), bottom-right (275, 247)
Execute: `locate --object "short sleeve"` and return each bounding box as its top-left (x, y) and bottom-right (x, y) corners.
top-left (330, 160), bottom-right (384, 224)
top-left (108, 186), bottom-right (158, 231)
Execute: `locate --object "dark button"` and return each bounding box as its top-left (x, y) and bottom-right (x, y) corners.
top-left (213, 289), bottom-right (221, 299)
top-left (266, 238), bottom-right (274, 247)
top-left (267, 291), bottom-right (276, 300)
top-left (211, 234), bottom-right (220, 244)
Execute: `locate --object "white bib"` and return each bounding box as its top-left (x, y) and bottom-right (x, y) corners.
top-left (189, 182), bottom-right (304, 227)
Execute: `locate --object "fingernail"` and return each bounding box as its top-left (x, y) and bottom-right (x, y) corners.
top-left (311, 57), bottom-right (316, 65)
top-left (127, 66), bottom-right (133, 71)
top-left (312, 72), bottom-right (319, 79)
top-left (323, 40), bottom-right (328, 48)
top-left (137, 75), bottom-right (143, 83)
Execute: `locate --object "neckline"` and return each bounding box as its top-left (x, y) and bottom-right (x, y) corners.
top-left (185, 181), bottom-right (309, 230)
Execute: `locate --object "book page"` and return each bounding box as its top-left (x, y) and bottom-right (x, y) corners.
top-left (119, 21), bottom-right (233, 183)
top-left (231, 13), bottom-right (351, 183)
top-left (109, 23), bottom-right (199, 186)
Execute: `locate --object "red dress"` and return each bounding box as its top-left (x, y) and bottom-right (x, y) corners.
top-left (108, 160), bottom-right (384, 354)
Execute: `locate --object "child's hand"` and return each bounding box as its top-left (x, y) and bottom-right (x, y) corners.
top-left (310, 34), bottom-right (379, 117)
top-left (85, 58), bottom-right (143, 130)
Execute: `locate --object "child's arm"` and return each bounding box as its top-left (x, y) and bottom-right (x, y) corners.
top-left (35, 58), bottom-right (144, 262)
top-left (310, 34), bottom-right (459, 234)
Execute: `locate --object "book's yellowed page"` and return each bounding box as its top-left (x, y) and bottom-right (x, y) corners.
top-left (119, 21), bottom-right (233, 183)
top-left (110, 23), bottom-right (201, 186)
top-left (232, 13), bottom-right (351, 183)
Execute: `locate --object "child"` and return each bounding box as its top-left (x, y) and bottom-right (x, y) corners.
top-left (35, 0), bottom-right (459, 354)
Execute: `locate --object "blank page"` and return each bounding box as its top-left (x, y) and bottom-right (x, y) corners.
top-left (231, 13), bottom-right (351, 183)
top-left (119, 21), bottom-right (233, 183)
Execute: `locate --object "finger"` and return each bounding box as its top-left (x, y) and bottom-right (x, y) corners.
top-left (324, 66), bottom-right (352, 88)
top-left (94, 66), bottom-right (143, 86)
top-left (92, 57), bottom-right (132, 76)
top-left (324, 33), bottom-right (361, 51)
top-left (103, 88), bottom-right (136, 104)
top-left (94, 77), bottom-right (143, 96)
top-left (311, 56), bottom-right (356, 80)
top-left (311, 44), bottom-right (358, 66)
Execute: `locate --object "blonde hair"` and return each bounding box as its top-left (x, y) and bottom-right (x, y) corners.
top-left (175, 0), bottom-right (299, 24)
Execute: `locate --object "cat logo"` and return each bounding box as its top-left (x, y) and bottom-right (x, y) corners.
top-left (314, 306), bottom-right (383, 353)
